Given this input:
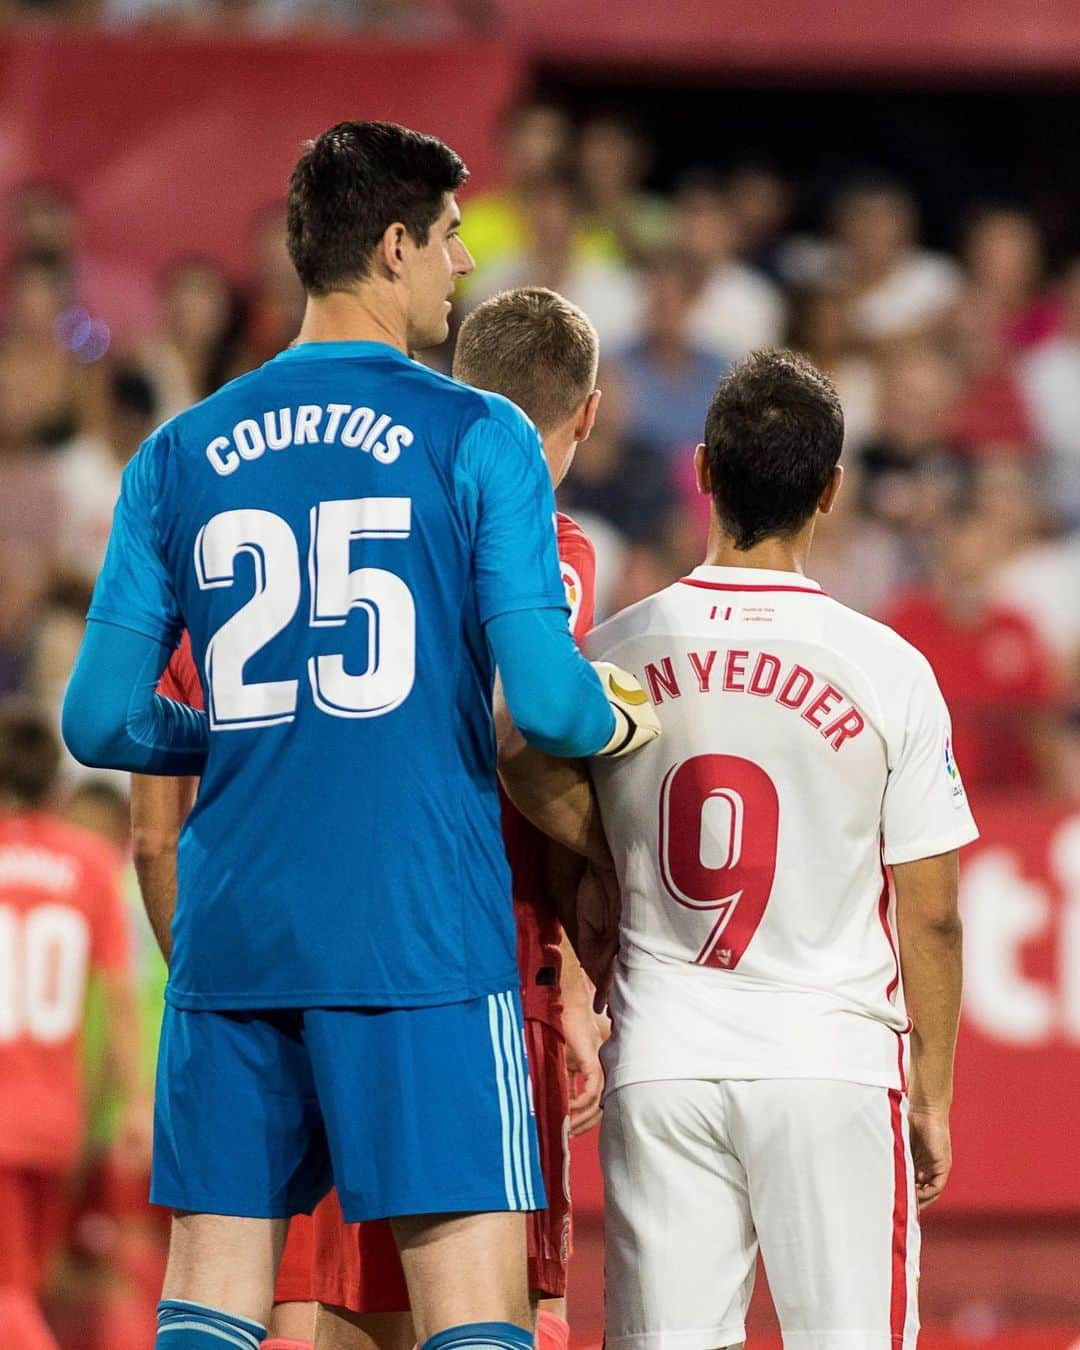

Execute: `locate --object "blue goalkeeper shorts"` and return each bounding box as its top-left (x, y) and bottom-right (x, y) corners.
top-left (150, 988), bottom-right (545, 1222)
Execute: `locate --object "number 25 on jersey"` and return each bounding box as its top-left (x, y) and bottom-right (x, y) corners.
top-left (195, 496), bottom-right (415, 730)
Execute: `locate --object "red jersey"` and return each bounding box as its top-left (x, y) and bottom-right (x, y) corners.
top-left (158, 630), bottom-right (203, 709)
top-left (884, 588), bottom-right (1057, 795)
top-left (503, 512), bottom-right (596, 1028)
top-left (159, 513), bottom-right (597, 1030)
top-left (0, 813), bottom-right (129, 1171)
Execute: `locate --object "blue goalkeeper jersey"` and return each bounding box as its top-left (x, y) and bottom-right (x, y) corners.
top-left (88, 341), bottom-right (569, 1010)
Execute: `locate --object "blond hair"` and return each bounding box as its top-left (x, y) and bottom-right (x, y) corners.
top-left (454, 287), bottom-right (599, 434)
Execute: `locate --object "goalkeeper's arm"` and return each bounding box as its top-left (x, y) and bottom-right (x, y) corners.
top-left (62, 619), bottom-right (209, 775)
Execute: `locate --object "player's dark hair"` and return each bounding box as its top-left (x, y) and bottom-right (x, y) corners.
top-left (703, 349), bottom-right (844, 551)
top-left (454, 287), bottom-right (598, 434)
top-left (0, 698), bottom-right (61, 808)
top-left (287, 121), bottom-right (468, 296)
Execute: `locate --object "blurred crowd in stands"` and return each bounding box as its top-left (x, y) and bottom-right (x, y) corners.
top-left (2, 95), bottom-right (1079, 1346)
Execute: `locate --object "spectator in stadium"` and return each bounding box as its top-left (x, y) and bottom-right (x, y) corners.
top-left (466, 175), bottom-right (642, 348)
top-left (992, 523), bottom-right (1080, 680)
top-left (231, 202), bottom-right (305, 374)
top-left (459, 101), bottom-right (576, 283)
top-left (722, 160), bottom-right (792, 281)
top-left (5, 181), bottom-right (78, 270)
top-left (807, 462), bottom-right (912, 618)
top-left (0, 253), bottom-right (106, 445)
top-left (603, 517), bottom-right (700, 615)
top-left (21, 573), bottom-right (91, 736)
top-left (884, 512), bottom-right (1063, 796)
top-left (1061, 704), bottom-right (1080, 799)
top-left (961, 206), bottom-right (1057, 350)
top-left (856, 344), bottom-right (967, 550)
top-left (0, 354), bottom-right (62, 694)
top-left (5, 177), bottom-right (156, 341)
top-left (0, 540), bottom-right (51, 697)
top-left (0, 700), bottom-right (146, 1350)
top-left (790, 286), bottom-right (880, 452)
top-left (54, 365), bottom-right (159, 582)
top-left (1019, 257), bottom-right (1080, 526)
top-left (674, 171), bottom-right (787, 359)
top-left (137, 256), bottom-right (239, 421)
top-left (947, 289), bottom-right (1037, 456)
top-left (556, 359), bottom-right (677, 551)
top-left (829, 176), bottom-right (962, 344)
top-left (968, 456), bottom-right (1046, 566)
top-left (614, 249), bottom-right (728, 461)
top-left (575, 113), bottom-right (671, 265)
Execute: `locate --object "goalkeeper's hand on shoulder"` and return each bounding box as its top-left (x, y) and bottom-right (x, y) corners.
top-left (592, 662), bottom-right (662, 759)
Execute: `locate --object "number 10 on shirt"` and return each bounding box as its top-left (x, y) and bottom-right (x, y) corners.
top-left (194, 496), bottom-right (415, 730)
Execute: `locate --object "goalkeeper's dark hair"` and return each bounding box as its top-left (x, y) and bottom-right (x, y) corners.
top-left (0, 698), bottom-right (61, 808)
top-left (453, 287), bottom-right (598, 434)
top-left (703, 349), bottom-right (844, 551)
top-left (287, 121), bottom-right (468, 296)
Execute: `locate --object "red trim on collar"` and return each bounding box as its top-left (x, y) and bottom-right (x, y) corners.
top-left (678, 578), bottom-right (827, 596)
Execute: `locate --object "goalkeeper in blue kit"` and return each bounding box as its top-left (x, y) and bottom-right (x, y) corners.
top-left (62, 121), bottom-right (659, 1350)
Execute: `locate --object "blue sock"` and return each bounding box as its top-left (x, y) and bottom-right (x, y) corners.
top-left (156, 1299), bottom-right (266, 1348)
top-left (422, 1323), bottom-right (534, 1350)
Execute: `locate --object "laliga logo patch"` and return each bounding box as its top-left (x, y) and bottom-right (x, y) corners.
top-left (944, 737), bottom-right (966, 807)
top-left (562, 562), bottom-right (583, 634)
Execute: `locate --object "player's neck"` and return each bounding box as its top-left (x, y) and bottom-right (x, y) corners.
top-left (294, 290), bottom-right (408, 354)
top-left (702, 518), bottom-right (814, 576)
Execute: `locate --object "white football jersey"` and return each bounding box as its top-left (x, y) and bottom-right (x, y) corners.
top-left (587, 565), bottom-right (979, 1091)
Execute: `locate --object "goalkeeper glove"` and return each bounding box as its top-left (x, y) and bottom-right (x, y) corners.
top-left (592, 662), bottom-right (662, 758)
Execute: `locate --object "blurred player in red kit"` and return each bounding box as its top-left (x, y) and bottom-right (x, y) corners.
top-left (131, 287), bottom-right (608, 1350)
top-left (0, 700), bottom-right (145, 1350)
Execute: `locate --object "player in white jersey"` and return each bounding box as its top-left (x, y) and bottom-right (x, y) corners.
top-left (584, 351), bottom-right (979, 1350)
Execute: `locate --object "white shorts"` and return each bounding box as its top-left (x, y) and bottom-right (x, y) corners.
top-left (601, 1078), bottom-right (920, 1350)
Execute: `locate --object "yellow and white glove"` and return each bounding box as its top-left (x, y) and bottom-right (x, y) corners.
top-left (592, 662), bottom-right (662, 759)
